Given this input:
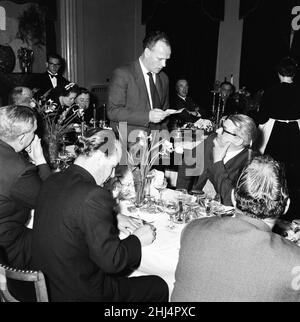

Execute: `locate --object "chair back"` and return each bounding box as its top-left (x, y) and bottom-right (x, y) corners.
top-left (0, 264), bottom-right (49, 302)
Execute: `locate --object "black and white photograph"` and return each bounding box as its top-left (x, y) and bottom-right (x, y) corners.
top-left (0, 0), bottom-right (300, 306)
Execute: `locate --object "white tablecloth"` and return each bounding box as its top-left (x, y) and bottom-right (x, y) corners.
top-left (120, 189), bottom-right (190, 295)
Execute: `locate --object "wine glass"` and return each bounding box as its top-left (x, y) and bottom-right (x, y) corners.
top-left (175, 188), bottom-right (188, 203)
top-left (175, 189), bottom-right (188, 223)
top-left (164, 201), bottom-right (178, 230)
top-left (154, 178), bottom-right (167, 205)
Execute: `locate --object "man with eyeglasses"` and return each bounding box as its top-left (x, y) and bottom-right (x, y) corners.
top-left (194, 114), bottom-right (259, 205)
top-left (31, 53), bottom-right (69, 101)
top-left (177, 114), bottom-right (259, 206)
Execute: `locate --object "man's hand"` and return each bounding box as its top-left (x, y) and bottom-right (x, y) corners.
top-left (117, 214), bottom-right (142, 236)
top-left (212, 137), bottom-right (231, 163)
top-left (26, 135), bottom-right (47, 166)
top-left (132, 224), bottom-right (157, 246)
top-left (149, 109), bottom-right (167, 123)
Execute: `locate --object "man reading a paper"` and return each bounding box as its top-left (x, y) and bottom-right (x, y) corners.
top-left (107, 31), bottom-right (172, 137)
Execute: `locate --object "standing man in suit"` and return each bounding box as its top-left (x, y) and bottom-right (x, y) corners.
top-left (172, 156), bottom-right (300, 302)
top-left (107, 31), bottom-right (171, 138)
top-left (0, 105), bottom-right (51, 269)
top-left (32, 53), bottom-right (69, 101)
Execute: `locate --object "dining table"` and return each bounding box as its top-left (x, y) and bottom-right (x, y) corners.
top-left (119, 188), bottom-right (300, 297)
top-left (119, 188), bottom-right (217, 295)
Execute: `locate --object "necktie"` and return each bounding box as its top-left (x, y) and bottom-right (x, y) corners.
top-left (147, 72), bottom-right (161, 109)
top-left (48, 73), bottom-right (58, 79)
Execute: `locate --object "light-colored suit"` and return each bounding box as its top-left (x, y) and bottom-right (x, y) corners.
top-left (172, 214), bottom-right (300, 302)
top-left (107, 60), bottom-right (169, 135)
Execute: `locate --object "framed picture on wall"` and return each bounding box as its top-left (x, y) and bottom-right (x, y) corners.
top-left (0, 0), bottom-right (56, 74)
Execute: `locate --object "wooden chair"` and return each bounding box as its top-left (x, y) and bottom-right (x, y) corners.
top-left (0, 264), bottom-right (49, 302)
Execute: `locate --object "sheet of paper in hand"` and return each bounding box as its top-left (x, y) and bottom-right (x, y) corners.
top-left (165, 108), bottom-right (184, 115)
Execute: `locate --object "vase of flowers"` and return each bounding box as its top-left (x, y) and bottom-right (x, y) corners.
top-left (47, 134), bottom-right (59, 163)
top-left (125, 131), bottom-right (173, 207)
top-left (35, 98), bottom-right (81, 168)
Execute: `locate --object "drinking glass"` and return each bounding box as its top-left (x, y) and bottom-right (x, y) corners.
top-left (164, 201), bottom-right (178, 230)
top-left (144, 173), bottom-right (155, 204)
top-left (154, 178), bottom-right (167, 205)
top-left (175, 189), bottom-right (188, 203)
top-left (175, 189), bottom-right (188, 223)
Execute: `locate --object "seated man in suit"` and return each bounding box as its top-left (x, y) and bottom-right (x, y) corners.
top-left (31, 53), bottom-right (69, 101)
top-left (219, 81), bottom-right (239, 116)
top-left (31, 128), bottom-right (168, 302)
top-left (0, 105), bottom-right (51, 269)
top-left (177, 114), bottom-right (258, 205)
top-left (172, 79), bottom-right (200, 113)
top-left (169, 78), bottom-right (205, 130)
top-left (8, 87), bottom-right (44, 139)
top-left (172, 155), bottom-right (300, 302)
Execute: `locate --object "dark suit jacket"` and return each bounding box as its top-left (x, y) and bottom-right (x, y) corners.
top-left (107, 60), bottom-right (169, 135)
top-left (0, 140), bottom-right (51, 269)
top-left (31, 165), bottom-right (142, 302)
top-left (193, 133), bottom-right (258, 205)
top-left (31, 72), bottom-right (69, 100)
top-left (171, 95), bottom-right (197, 111)
top-left (177, 133), bottom-right (258, 205)
top-left (172, 215), bottom-right (300, 302)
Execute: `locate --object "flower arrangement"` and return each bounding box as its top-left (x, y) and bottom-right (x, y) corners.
top-left (122, 131), bottom-right (173, 205)
top-left (191, 118), bottom-right (213, 132)
top-left (35, 97), bottom-right (82, 164)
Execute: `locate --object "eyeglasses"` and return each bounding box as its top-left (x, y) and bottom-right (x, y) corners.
top-left (219, 119), bottom-right (238, 137)
top-left (48, 63), bottom-right (61, 67)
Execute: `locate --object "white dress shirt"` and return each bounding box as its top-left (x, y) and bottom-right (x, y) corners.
top-left (223, 148), bottom-right (244, 164)
top-left (139, 58), bottom-right (157, 109)
top-left (48, 73), bottom-right (58, 88)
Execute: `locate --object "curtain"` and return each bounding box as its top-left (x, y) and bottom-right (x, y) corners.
top-left (240, 0), bottom-right (300, 93)
top-left (144, 0), bottom-right (223, 113)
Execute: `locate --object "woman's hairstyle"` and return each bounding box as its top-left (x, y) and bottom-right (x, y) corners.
top-left (74, 128), bottom-right (121, 159)
top-left (277, 57), bottom-right (298, 77)
top-left (224, 114), bottom-right (258, 147)
top-left (234, 155), bottom-right (289, 219)
top-left (76, 87), bottom-right (90, 97)
top-left (52, 83), bottom-right (80, 98)
top-left (8, 87), bottom-right (33, 106)
top-left (0, 105), bottom-right (36, 142)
